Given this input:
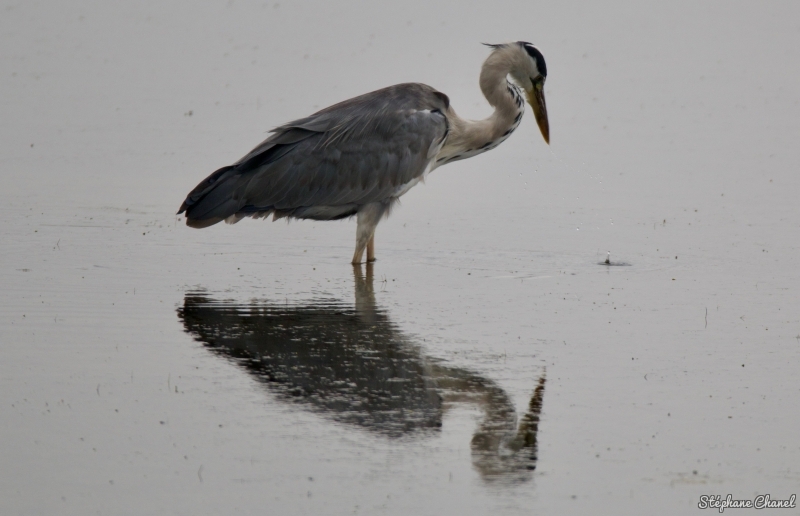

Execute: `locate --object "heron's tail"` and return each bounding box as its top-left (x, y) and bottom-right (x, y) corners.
top-left (178, 165), bottom-right (245, 228)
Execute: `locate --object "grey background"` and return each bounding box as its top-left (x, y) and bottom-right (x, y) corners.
top-left (2, 1), bottom-right (799, 515)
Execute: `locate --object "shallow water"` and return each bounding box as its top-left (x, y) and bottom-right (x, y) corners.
top-left (3, 1), bottom-right (800, 515)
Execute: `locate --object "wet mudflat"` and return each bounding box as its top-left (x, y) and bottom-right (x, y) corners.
top-left (3, 1), bottom-right (800, 515)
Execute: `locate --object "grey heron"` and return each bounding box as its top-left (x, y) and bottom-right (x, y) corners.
top-left (178, 42), bottom-right (549, 264)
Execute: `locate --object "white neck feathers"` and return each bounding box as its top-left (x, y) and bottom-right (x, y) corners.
top-left (435, 46), bottom-right (525, 167)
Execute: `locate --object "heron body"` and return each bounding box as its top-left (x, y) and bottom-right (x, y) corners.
top-left (178, 42), bottom-right (549, 263)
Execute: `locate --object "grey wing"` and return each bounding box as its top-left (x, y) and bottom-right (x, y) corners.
top-left (179, 83), bottom-right (450, 227)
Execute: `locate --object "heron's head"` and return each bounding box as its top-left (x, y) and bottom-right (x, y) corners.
top-left (516, 42), bottom-right (549, 144)
top-left (487, 42), bottom-right (550, 144)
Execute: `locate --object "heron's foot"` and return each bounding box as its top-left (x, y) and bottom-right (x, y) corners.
top-left (351, 255), bottom-right (375, 264)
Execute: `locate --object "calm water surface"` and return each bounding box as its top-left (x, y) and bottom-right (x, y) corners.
top-left (2, 1), bottom-right (800, 515)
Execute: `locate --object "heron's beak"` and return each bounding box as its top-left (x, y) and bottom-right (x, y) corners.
top-left (527, 81), bottom-right (549, 144)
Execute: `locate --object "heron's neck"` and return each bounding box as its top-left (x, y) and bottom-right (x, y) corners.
top-left (435, 52), bottom-right (524, 166)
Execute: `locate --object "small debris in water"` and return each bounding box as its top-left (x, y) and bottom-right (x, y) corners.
top-left (598, 251), bottom-right (630, 267)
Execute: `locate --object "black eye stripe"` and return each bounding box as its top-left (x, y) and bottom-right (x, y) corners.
top-left (518, 41), bottom-right (547, 78)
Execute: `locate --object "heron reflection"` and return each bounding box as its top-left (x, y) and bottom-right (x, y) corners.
top-left (177, 265), bottom-right (546, 483)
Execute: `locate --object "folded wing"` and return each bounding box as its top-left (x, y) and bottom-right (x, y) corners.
top-left (178, 83), bottom-right (450, 228)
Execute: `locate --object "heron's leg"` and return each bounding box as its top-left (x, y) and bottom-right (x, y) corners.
top-left (352, 234), bottom-right (368, 265)
top-left (352, 202), bottom-right (386, 264)
top-left (366, 235), bottom-right (376, 262)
